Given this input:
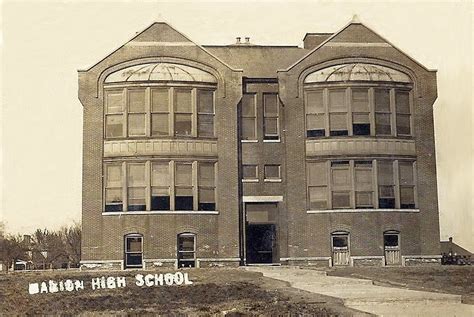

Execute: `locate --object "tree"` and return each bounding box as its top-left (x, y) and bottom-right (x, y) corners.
top-left (0, 234), bottom-right (26, 272)
top-left (60, 222), bottom-right (81, 267)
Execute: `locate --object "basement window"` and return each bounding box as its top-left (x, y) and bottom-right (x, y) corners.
top-left (178, 233), bottom-right (196, 268)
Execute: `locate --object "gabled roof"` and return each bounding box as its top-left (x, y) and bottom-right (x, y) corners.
top-left (283, 16), bottom-right (436, 73)
top-left (79, 22), bottom-right (241, 73)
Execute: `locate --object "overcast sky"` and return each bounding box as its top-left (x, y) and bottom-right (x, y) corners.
top-left (1, 0), bottom-right (472, 250)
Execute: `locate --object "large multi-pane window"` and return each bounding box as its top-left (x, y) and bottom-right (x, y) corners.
top-left (306, 159), bottom-right (416, 210)
top-left (241, 94), bottom-right (257, 140)
top-left (304, 87), bottom-right (412, 138)
top-left (104, 87), bottom-right (215, 138)
top-left (104, 161), bottom-right (216, 212)
top-left (263, 94), bottom-right (279, 140)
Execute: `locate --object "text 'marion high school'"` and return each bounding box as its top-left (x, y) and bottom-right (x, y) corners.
top-left (79, 16), bottom-right (441, 269)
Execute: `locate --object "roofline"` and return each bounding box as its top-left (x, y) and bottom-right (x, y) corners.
top-left (283, 18), bottom-right (437, 73)
top-left (302, 33), bottom-right (333, 41)
top-left (78, 21), bottom-right (243, 73)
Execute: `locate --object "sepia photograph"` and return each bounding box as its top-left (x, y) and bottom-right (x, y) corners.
top-left (1, 0), bottom-right (472, 315)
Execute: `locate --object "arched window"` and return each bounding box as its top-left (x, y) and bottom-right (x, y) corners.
top-left (103, 63), bottom-right (217, 139)
top-left (304, 63), bottom-right (413, 138)
top-left (177, 233), bottom-right (196, 268)
top-left (124, 233), bottom-right (143, 269)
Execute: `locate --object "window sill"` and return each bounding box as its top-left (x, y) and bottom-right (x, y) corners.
top-left (242, 179), bottom-right (259, 183)
top-left (306, 208), bottom-right (419, 213)
top-left (263, 139), bottom-right (281, 143)
top-left (241, 139), bottom-right (258, 143)
top-left (264, 179), bottom-right (282, 182)
top-left (102, 211), bottom-right (219, 215)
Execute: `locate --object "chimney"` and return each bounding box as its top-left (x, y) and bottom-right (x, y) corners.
top-left (245, 37), bottom-right (250, 44)
top-left (23, 234), bottom-right (31, 247)
top-left (303, 33), bottom-right (333, 50)
top-left (236, 37), bottom-right (241, 44)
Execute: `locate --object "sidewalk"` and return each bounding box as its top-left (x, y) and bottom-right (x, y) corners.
top-left (246, 266), bottom-right (473, 317)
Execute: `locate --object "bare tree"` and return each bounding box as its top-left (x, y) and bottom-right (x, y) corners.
top-left (0, 234), bottom-right (26, 272)
top-left (60, 222), bottom-right (81, 267)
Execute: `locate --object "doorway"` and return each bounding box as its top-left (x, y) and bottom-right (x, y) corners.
top-left (331, 231), bottom-right (350, 266)
top-left (384, 231), bottom-right (401, 265)
top-left (245, 202), bottom-right (279, 264)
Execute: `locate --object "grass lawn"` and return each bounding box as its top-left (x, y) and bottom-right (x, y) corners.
top-left (0, 268), bottom-right (363, 316)
top-left (327, 266), bottom-right (474, 304)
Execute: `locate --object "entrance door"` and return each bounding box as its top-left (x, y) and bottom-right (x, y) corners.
top-left (331, 232), bottom-right (350, 266)
top-left (384, 231), bottom-right (401, 265)
top-left (246, 224), bottom-right (276, 264)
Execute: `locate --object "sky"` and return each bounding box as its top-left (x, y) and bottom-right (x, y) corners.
top-left (0, 0), bottom-right (472, 250)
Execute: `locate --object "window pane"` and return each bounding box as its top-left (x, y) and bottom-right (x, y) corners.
top-left (332, 236), bottom-right (348, 248)
top-left (151, 190), bottom-right (170, 211)
top-left (400, 186), bottom-right (415, 208)
top-left (106, 91), bottom-right (123, 113)
top-left (309, 187), bottom-right (327, 209)
top-left (152, 89), bottom-right (169, 112)
top-left (198, 90), bottom-right (214, 114)
top-left (375, 89), bottom-right (390, 112)
top-left (199, 163), bottom-right (215, 186)
top-left (330, 113), bottom-right (347, 130)
top-left (353, 113), bottom-right (369, 124)
top-left (128, 164), bottom-right (145, 186)
top-left (264, 118), bottom-right (278, 135)
top-left (128, 114), bottom-right (146, 136)
top-left (396, 114), bottom-right (411, 135)
top-left (198, 114), bottom-right (214, 137)
top-left (384, 234), bottom-right (399, 247)
top-left (378, 161), bottom-right (394, 185)
top-left (152, 163), bottom-right (169, 187)
top-left (355, 168), bottom-right (372, 190)
top-left (379, 185), bottom-right (395, 198)
top-left (332, 192), bottom-right (350, 208)
top-left (128, 188), bottom-right (146, 211)
top-left (264, 165), bottom-right (280, 179)
top-left (106, 115), bottom-right (123, 137)
top-left (307, 114), bottom-right (325, 131)
top-left (178, 236), bottom-right (195, 252)
top-left (308, 162), bottom-right (327, 186)
top-left (199, 188), bottom-right (215, 202)
top-left (105, 188), bottom-right (122, 203)
top-left (126, 237), bottom-right (142, 252)
top-left (399, 162), bottom-right (414, 185)
top-left (328, 90), bottom-right (346, 112)
top-left (243, 165), bottom-right (257, 179)
top-left (242, 118), bottom-right (256, 139)
top-left (175, 114), bottom-right (192, 136)
top-left (356, 192), bottom-right (373, 208)
top-left (242, 94), bottom-right (256, 116)
top-left (332, 165), bottom-right (350, 189)
top-left (352, 89), bottom-right (369, 112)
top-left (175, 190), bottom-right (193, 210)
top-left (264, 94), bottom-right (278, 116)
top-left (176, 164), bottom-right (192, 186)
top-left (306, 91), bottom-right (324, 114)
top-left (396, 91), bottom-right (410, 113)
top-left (376, 113), bottom-right (391, 135)
top-left (175, 89), bottom-right (192, 113)
top-left (128, 89), bottom-right (146, 112)
top-left (152, 113), bottom-right (169, 136)
top-left (106, 165), bottom-right (122, 187)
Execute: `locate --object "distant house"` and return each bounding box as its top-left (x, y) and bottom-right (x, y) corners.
top-left (441, 237), bottom-right (472, 257)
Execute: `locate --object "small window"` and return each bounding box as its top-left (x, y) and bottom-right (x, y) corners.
top-left (264, 165), bottom-right (281, 181)
top-left (241, 94), bottom-right (257, 140)
top-left (242, 165), bottom-right (258, 181)
top-left (307, 162), bottom-right (328, 209)
top-left (375, 89), bottom-right (391, 135)
top-left (178, 233), bottom-right (196, 268)
top-left (105, 90), bottom-right (124, 138)
top-left (378, 161), bottom-right (395, 208)
top-left (175, 163), bottom-right (193, 210)
top-left (352, 89), bottom-right (370, 136)
top-left (151, 162), bottom-right (170, 210)
top-left (174, 89), bottom-right (192, 136)
top-left (151, 88), bottom-right (170, 136)
top-left (127, 163), bottom-right (146, 211)
top-left (396, 91), bottom-right (411, 135)
top-left (198, 90), bottom-right (215, 137)
top-left (124, 234), bottom-right (143, 269)
top-left (105, 164), bottom-right (123, 212)
top-left (384, 233), bottom-right (399, 248)
top-left (306, 90), bottom-right (325, 137)
top-left (264, 94), bottom-right (279, 140)
top-left (399, 161), bottom-right (415, 208)
top-left (198, 162), bottom-right (216, 211)
top-left (329, 89), bottom-right (348, 136)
